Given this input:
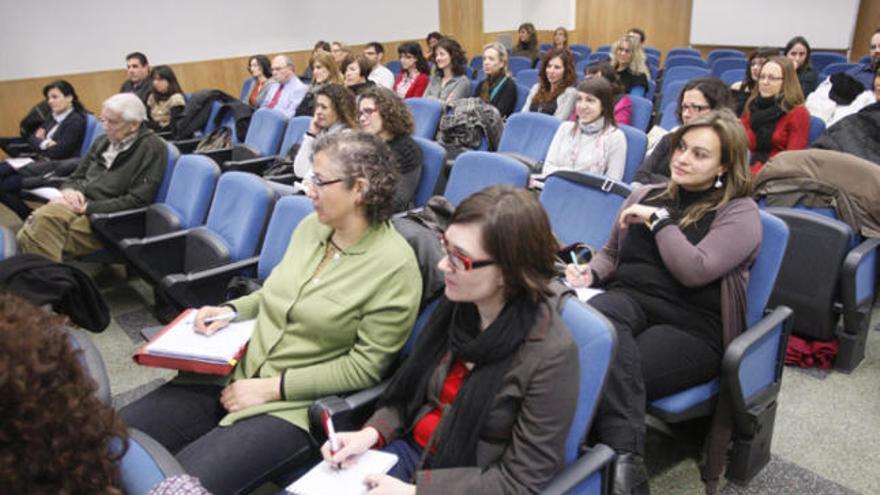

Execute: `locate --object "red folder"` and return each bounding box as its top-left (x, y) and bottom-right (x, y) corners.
top-left (133, 309), bottom-right (250, 376)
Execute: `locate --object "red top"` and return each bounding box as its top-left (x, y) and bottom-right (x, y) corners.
top-left (412, 358), bottom-right (471, 448)
top-left (741, 105), bottom-right (810, 175)
top-left (394, 72), bottom-right (430, 98)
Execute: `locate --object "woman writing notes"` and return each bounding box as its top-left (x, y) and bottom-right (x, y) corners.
top-left (323, 186), bottom-right (580, 495)
top-left (121, 132), bottom-right (422, 495)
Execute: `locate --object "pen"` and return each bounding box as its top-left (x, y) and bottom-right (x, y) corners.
top-left (570, 251), bottom-right (581, 271)
top-left (204, 311), bottom-right (238, 324)
top-left (323, 410), bottom-right (342, 469)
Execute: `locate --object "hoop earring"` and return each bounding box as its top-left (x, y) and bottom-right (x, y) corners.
top-left (714, 174), bottom-right (723, 189)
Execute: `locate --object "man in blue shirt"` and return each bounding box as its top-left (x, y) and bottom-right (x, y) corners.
top-left (261, 55), bottom-right (308, 119)
top-left (846, 29), bottom-right (880, 90)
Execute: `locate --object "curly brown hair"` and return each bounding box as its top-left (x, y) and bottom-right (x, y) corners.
top-left (533, 48), bottom-right (577, 105)
top-left (0, 293), bottom-right (128, 494)
top-left (316, 83), bottom-right (358, 129)
top-left (313, 131), bottom-right (400, 225)
top-left (357, 86), bottom-right (414, 137)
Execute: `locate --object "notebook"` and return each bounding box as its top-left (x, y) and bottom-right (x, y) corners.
top-left (285, 450), bottom-right (399, 495)
top-left (133, 309), bottom-right (255, 375)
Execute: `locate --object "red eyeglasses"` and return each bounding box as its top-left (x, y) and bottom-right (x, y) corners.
top-left (440, 233), bottom-right (496, 271)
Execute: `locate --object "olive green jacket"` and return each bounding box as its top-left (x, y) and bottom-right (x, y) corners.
top-left (219, 213), bottom-right (422, 430)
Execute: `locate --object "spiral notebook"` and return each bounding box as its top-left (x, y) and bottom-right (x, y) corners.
top-left (285, 450), bottom-right (399, 495)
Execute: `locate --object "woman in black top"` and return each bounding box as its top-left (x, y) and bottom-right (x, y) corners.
top-left (512, 22), bottom-right (539, 65)
top-left (357, 87), bottom-right (423, 211)
top-left (785, 36), bottom-right (819, 97)
top-left (610, 35), bottom-right (650, 96)
top-left (343, 55), bottom-right (376, 95)
top-left (475, 42), bottom-right (518, 118)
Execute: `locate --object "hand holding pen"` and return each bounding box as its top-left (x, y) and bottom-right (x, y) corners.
top-left (193, 306), bottom-right (238, 335)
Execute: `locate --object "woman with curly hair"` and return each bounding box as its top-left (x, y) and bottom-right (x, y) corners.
top-left (293, 83), bottom-right (358, 179)
top-left (296, 50), bottom-right (343, 116)
top-left (523, 48), bottom-right (578, 119)
top-left (0, 293), bottom-right (128, 494)
top-left (121, 131), bottom-right (422, 495)
top-left (610, 35), bottom-right (650, 97)
top-left (424, 38), bottom-right (471, 104)
top-left (357, 87), bottom-right (423, 211)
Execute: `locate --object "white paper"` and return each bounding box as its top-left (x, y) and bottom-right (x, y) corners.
top-left (5, 157), bottom-right (34, 169)
top-left (286, 450), bottom-right (399, 495)
top-left (575, 287), bottom-right (604, 302)
top-left (144, 310), bottom-right (255, 364)
top-left (25, 187), bottom-right (62, 200)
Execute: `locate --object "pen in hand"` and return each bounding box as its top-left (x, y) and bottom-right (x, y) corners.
top-left (204, 312), bottom-right (238, 324)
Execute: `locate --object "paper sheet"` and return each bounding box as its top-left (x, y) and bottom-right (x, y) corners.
top-left (286, 450), bottom-right (399, 495)
top-left (144, 310), bottom-right (255, 364)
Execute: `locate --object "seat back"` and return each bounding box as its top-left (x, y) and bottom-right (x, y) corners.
top-left (619, 124), bottom-right (647, 183)
top-left (644, 46), bottom-right (662, 59)
top-left (470, 55), bottom-right (484, 71)
top-left (202, 100), bottom-right (223, 135)
top-left (628, 95), bottom-right (653, 132)
top-left (149, 154), bottom-right (220, 235)
top-left (244, 108), bottom-right (288, 156)
top-left (402, 297), bottom-right (441, 356)
top-left (444, 151), bottom-right (530, 206)
top-left (257, 195), bottom-right (314, 280)
top-left (497, 112), bottom-right (562, 162)
top-left (279, 116), bottom-right (312, 157)
top-left (559, 297), bottom-right (616, 463)
top-left (509, 56), bottom-right (533, 74)
top-left (65, 327), bottom-right (111, 405)
top-left (746, 211), bottom-right (790, 326)
top-left (202, 172), bottom-right (275, 263)
top-left (587, 52), bottom-right (611, 64)
top-left (117, 428), bottom-right (185, 495)
top-left (660, 101), bottom-right (680, 130)
top-left (154, 143), bottom-right (181, 204)
top-left (405, 98), bottom-right (442, 140)
top-left (662, 66), bottom-right (710, 93)
top-left (540, 171), bottom-right (632, 249)
top-left (666, 47), bottom-right (701, 59)
top-left (810, 52), bottom-right (848, 72)
top-left (386, 60), bottom-right (402, 77)
top-left (720, 68), bottom-right (744, 87)
top-left (711, 57), bottom-right (748, 77)
top-left (765, 207), bottom-right (851, 341)
top-left (707, 48), bottom-right (745, 66)
top-left (413, 137), bottom-right (446, 207)
top-left (239, 78), bottom-right (254, 101)
top-left (664, 55), bottom-right (708, 70)
top-left (808, 116), bottom-right (826, 145)
top-left (515, 68), bottom-right (539, 89)
top-left (659, 79), bottom-right (689, 111)
top-left (596, 44), bottom-right (611, 53)
top-left (79, 113), bottom-right (103, 157)
top-left (570, 44), bottom-right (592, 59)
top-left (514, 83), bottom-right (530, 112)
top-left (820, 62), bottom-right (858, 79)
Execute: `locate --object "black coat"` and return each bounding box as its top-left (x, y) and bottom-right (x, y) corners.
top-left (812, 102), bottom-right (880, 165)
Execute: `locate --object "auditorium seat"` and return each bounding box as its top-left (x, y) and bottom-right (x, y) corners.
top-left (405, 98), bottom-right (442, 140)
top-left (199, 107), bottom-right (288, 173)
top-left (443, 151), bottom-right (530, 206)
top-left (619, 124), bottom-right (648, 183)
top-left (497, 112), bottom-right (562, 170)
top-left (628, 95), bottom-right (653, 132)
top-left (412, 137), bottom-right (445, 207)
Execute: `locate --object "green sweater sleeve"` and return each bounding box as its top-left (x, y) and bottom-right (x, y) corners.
top-left (85, 138), bottom-right (167, 214)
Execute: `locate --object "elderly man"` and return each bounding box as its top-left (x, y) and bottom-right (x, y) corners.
top-left (119, 52), bottom-right (152, 103)
top-left (260, 55), bottom-right (308, 119)
top-left (846, 28), bottom-right (880, 91)
top-left (16, 93), bottom-right (167, 262)
top-left (363, 42), bottom-right (394, 89)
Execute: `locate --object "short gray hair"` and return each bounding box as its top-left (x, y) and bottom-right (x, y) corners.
top-left (103, 93), bottom-right (147, 122)
top-left (313, 130), bottom-right (400, 224)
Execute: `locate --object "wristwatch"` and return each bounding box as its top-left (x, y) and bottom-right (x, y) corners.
top-left (648, 208), bottom-right (670, 230)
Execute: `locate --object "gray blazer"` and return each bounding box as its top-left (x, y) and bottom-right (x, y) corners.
top-left (424, 74), bottom-right (471, 103)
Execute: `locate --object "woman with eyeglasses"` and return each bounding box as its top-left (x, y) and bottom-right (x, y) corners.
top-left (120, 131), bottom-right (422, 495)
top-left (566, 110), bottom-right (760, 495)
top-left (293, 83), bottom-right (358, 179)
top-left (394, 42), bottom-right (431, 99)
top-left (322, 185), bottom-right (579, 495)
top-left (740, 56), bottom-right (809, 174)
top-left (523, 48), bottom-right (578, 119)
top-left (357, 86), bottom-right (422, 211)
top-left (731, 47), bottom-right (778, 116)
top-left (633, 77), bottom-right (735, 186)
top-left (295, 51), bottom-right (343, 117)
top-left (610, 35), bottom-right (650, 97)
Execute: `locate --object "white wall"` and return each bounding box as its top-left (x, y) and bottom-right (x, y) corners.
top-left (690, 0), bottom-right (860, 49)
top-left (483, 0), bottom-right (575, 32)
top-left (0, 0), bottom-right (440, 81)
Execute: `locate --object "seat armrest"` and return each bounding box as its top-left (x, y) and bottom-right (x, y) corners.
top-left (222, 155), bottom-right (276, 174)
top-left (90, 207), bottom-right (149, 246)
top-left (841, 237), bottom-right (880, 324)
top-left (121, 229), bottom-right (192, 284)
top-left (171, 137), bottom-right (202, 154)
top-left (159, 256), bottom-right (259, 308)
top-left (541, 444), bottom-right (615, 495)
top-left (308, 381), bottom-right (391, 441)
top-left (198, 147), bottom-right (234, 164)
top-left (722, 306), bottom-right (793, 420)
top-left (499, 151), bottom-right (542, 173)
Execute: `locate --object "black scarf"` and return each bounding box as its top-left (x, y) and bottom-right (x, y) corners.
top-left (378, 295), bottom-right (539, 469)
top-left (748, 95), bottom-right (785, 164)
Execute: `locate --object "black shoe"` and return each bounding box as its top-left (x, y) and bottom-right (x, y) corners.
top-left (612, 452), bottom-right (651, 495)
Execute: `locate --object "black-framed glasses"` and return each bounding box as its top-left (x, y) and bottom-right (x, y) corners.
top-left (304, 171), bottom-right (344, 189)
top-left (440, 233), bottom-right (496, 271)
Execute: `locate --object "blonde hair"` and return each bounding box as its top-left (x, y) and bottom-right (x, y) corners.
top-left (610, 35), bottom-right (650, 79)
top-left (656, 109), bottom-right (752, 227)
top-left (482, 41), bottom-right (510, 76)
top-left (743, 56), bottom-right (805, 114)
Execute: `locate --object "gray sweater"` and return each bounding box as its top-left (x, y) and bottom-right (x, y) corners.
top-left (424, 74), bottom-right (471, 103)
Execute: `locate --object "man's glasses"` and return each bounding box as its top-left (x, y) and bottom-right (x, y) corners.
top-left (440, 233), bottom-right (496, 271)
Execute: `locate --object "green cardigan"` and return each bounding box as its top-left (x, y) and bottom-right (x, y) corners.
top-left (220, 213), bottom-right (422, 430)
top-left (62, 125), bottom-right (167, 214)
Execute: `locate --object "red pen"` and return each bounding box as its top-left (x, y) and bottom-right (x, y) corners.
top-left (323, 410), bottom-right (342, 469)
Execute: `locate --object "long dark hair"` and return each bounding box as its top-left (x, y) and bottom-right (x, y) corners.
top-left (248, 54), bottom-right (271, 79)
top-left (42, 80), bottom-right (85, 113)
top-left (574, 78), bottom-right (616, 130)
top-left (533, 48), bottom-right (576, 105)
top-left (316, 83), bottom-right (358, 129)
top-left (784, 36), bottom-right (813, 74)
top-left (149, 65), bottom-right (184, 101)
top-left (434, 38), bottom-right (468, 78)
top-left (516, 22), bottom-right (537, 51)
top-left (397, 42), bottom-right (430, 74)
